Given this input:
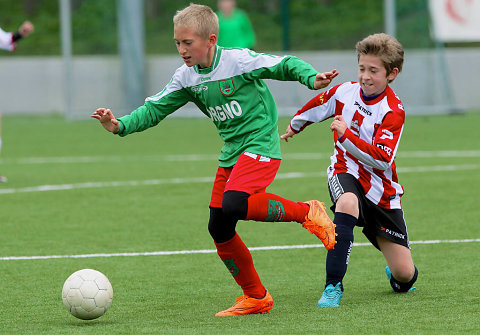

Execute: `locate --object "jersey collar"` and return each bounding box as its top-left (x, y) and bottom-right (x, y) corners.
top-left (359, 85), bottom-right (389, 105)
top-left (194, 45), bottom-right (223, 75)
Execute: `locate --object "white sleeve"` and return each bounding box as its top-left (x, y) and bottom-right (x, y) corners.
top-left (0, 27), bottom-right (15, 51)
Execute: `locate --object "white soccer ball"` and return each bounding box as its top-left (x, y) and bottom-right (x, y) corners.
top-left (62, 268), bottom-right (114, 320)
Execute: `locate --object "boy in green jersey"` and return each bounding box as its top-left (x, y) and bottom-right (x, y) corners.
top-left (92, 3), bottom-right (338, 316)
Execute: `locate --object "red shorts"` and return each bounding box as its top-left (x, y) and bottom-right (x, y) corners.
top-left (209, 152), bottom-right (281, 208)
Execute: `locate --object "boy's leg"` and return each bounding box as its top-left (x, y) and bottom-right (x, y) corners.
top-left (245, 192), bottom-right (309, 223)
top-left (377, 237), bottom-right (418, 292)
top-left (224, 152), bottom-right (335, 249)
top-left (318, 192), bottom-right (357, 307)
top-left (209, 167), bottom-right (267, 301)
top-left (224, 152), bottom-right (309, 222)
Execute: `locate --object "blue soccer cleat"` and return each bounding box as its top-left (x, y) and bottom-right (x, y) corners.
top-left (317, 282), bottom-right (343, 307)
top-left (385, 265), bottom-right (392, 281)
top-left (385, 266), bottom-right (416, 292)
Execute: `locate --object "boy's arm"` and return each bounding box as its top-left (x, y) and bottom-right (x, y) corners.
top-left (0, 27), bottom-right (15, 51)
top-left (242, 52), bottom-right (338, 90)
top-left (0, 22), bottom-right (34, 51)
top-left (334, 111), bottom-right (404, 170)
top-left (281, 85), bottom-right (341, 142)
top-left (92, 74), bottom-right (191, 136)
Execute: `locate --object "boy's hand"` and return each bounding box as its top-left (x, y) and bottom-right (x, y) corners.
top-left (19, 21), bottom-right (34, 37)
top-left (280, 125), bottom-right (296, 142)
top-left (91, 108), bottom-right (120, 134)
top-left (313, 69), bottom-right (339, 90)
top-left (330, 115), bottom-right (347, 138)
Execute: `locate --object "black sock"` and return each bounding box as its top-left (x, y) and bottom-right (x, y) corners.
top-left (390, 266), bottom-right (418, 292)
top-left (325, 212), bottom-right (357, 291)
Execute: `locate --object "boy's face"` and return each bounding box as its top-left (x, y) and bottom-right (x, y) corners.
top-left (174, 25), bottom-right (216, 68)
top-left (358, 54), bottom-right (398, 96)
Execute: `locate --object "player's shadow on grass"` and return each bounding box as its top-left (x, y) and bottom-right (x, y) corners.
top-left (63, 319), bottom-right (116, 327)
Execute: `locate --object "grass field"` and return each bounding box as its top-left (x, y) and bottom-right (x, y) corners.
top-left (0, 111), bottom-right (479, 334)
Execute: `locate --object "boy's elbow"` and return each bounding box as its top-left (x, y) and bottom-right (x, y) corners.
top-left (371, 159), bottom-right (391, 171)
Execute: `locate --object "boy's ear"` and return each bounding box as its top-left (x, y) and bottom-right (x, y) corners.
top-left (208, 33), bottom-right (218, 48)
top-left (387, 67), bottom-right (399, 82)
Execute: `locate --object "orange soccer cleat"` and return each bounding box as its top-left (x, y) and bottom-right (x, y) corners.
top-left (215, 290), bottom-right (273, 317)
top-left (302, 200), bottom-right (337, 250)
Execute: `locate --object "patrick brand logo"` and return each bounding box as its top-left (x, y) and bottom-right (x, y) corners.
top-left (219, 78), bottom-right (235, 96)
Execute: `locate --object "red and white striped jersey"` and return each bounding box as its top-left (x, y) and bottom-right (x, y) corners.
top-left (0, 27), bottom-right (16, 51)
top-left (290, 81), bottom-right (405, 209)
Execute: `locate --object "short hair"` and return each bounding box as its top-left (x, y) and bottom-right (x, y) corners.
top-left (173, 3), bottom-right (219, 39)
top-left (356, 33), bottom-right (404, 75)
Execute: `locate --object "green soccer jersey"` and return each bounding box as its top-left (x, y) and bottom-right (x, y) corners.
top-left (117, 46), bottom-right (318, 167)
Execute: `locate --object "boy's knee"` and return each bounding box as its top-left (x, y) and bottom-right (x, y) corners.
top-left (208, 207), bottom-right (236, 243)
top-left (222, 190), bottom-right (249, 220)
top-left (336, 193), bottom-right (359, 217)
top-left (390, 266), bottom-right (418, 293)
top-left (392, 266), bottom-right (416, 283)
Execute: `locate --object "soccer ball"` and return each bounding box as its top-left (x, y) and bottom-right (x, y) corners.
top-left (62, 268), bottom-right (114, 320)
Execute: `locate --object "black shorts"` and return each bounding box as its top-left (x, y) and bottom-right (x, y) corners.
top-left (327, 173), bottom-right (410, 250)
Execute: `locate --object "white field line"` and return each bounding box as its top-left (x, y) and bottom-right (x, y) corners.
top-left (1, 239), bottom-right (479, 261)
top-left (1, 150), bottom-right (480, 165)
top-left (0, 163), bottom-right (479, 195)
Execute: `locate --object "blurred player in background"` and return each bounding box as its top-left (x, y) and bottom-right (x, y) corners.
top-left (217, 0), bottom-right (255, 49)
top-left (281, 33), bottom-right (418, 307)
top-left (0, 20), bottom-right (35, 182)
top-left (0, 21), bottom-right (34, 51)
top-left (92, 3), bottom-right (338, 316)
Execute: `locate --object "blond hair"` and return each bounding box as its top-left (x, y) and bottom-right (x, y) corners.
top-left (356, 33), bottom-right (404, 76)
top-left (173, 3), bottom-right (219, 39)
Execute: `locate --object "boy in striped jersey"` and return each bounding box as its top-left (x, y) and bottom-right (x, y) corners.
top-left (92, 4), bottom-right (338, 316)
top-left (281, 33), bottom-right (418, 307)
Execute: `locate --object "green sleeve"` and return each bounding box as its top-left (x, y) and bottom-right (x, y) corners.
top-left (244, 55), bottom-right (317, 89)
top-left (117, 89), bottom-right (190, 137)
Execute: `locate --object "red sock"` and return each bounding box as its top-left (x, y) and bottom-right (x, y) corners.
top-left (245, 192), bottom-right (309, 223)
top-left (215, 233), bottom-right (265, 298)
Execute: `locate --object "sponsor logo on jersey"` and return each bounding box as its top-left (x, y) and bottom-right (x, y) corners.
top-left (219, 78), bottom-right (235, 96)
top-left (351, 120), bottom-right (360, 136)
top-left (376, 143), bottom-right (393, 157)
top-left (380, 129), bottom-right (394, 140)
top-left (207, 100), bottom-right (242, 121)
top-left (191, 85), bottom-right (208, 93)
top-left (354, 101), bottom-right (372, 116)
top-left (200, 76), bottom-right (211, 82)
top-left (350, 111), bottom-right (365, 137)
top-left (318, 92), bottom-right (326, 105)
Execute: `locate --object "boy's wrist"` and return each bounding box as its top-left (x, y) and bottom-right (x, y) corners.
top-left (115, 120), bottom-right (125, 135)
top-left (12, 32), bottom-right (22, 42)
